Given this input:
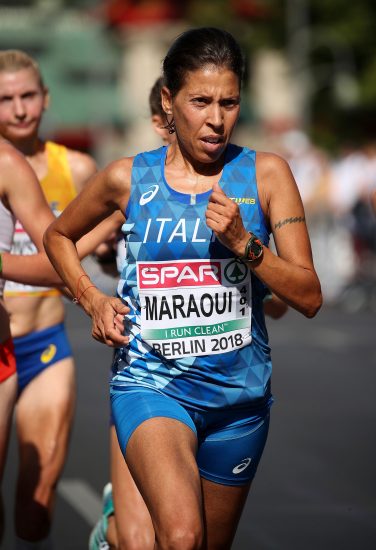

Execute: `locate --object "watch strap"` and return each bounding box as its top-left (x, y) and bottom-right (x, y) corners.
top-left (241, 232), bottom-right (263, 262)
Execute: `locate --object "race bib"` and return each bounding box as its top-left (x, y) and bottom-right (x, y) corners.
top-left (137, 258), bottom-right (252, 359)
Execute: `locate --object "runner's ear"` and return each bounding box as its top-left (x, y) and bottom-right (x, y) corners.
top-left (161, 86), bottom-right (172, 115)
top-left (43, 87), bottom-right (50, 111)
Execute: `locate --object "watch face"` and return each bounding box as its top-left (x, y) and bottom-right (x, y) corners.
top-left (248, 237), bottom-right (263, 261)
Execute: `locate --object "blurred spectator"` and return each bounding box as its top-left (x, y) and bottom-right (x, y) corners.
top-left (278, 129), bottom-right (330, 217)
top-left (273, 128), bottom-right (353, 303)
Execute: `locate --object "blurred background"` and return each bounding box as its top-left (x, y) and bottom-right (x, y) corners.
top-left (1, 0), bottom-right (376, 307)
top-left (1, 0), bottom-right (376, 308)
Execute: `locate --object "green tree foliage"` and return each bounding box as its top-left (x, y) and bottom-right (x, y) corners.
top-left (186, 0), bottom-right (376, 145)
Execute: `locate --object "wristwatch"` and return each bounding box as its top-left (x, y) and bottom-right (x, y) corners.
top-left (240, 232), bottom-right (264, 263)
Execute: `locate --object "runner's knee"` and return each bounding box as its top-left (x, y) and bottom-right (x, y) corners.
top-left (117, 527), bottom-right (154, 550)
top-left (155, 518), bottom-right (203, 550)
top-left (18, 441), bottom-right (61, 505)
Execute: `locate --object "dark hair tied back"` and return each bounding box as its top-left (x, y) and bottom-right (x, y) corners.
top-left (162, 27), bottom-right (245, 97)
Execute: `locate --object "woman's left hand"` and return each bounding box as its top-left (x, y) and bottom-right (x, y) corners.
top-left (205, 181), bottom-right (249, 256)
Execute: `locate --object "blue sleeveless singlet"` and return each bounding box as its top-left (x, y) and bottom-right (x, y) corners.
top-left (112, 144), bottom-right (272, 411)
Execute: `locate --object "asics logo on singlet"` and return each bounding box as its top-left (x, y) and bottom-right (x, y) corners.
top-left (139, 185), bottom-right (159, 206)
top-left (232, 457), bottom-right (252, 474)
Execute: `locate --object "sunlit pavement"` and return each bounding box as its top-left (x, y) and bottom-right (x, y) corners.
top-left (3, 301), bottom-right (376, 549)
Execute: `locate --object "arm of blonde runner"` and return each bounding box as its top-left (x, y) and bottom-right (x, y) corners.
top-left (2, 211), bottom-right (124, 287)
top-left (44, 159), bottom-right (131, 346)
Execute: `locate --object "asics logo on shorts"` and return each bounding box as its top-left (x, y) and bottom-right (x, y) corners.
top-left (232, 457), bottom-right (252, 474)
top-left (139, 185), bottom-right (159, 206)
top-left (40, 344), bottom-right (57, 364)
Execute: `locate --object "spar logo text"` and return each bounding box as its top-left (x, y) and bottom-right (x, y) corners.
top-left (138, 261), bottom-right (222, 289)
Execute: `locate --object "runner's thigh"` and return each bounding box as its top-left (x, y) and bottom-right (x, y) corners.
top-left (112, 388), bottom-right (203, 544)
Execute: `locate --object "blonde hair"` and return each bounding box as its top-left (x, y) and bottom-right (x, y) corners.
top-left (0, 50), bottom-right (45, 88)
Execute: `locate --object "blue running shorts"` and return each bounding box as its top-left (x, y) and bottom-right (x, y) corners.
top-left (14, 322), bottom-right (73, 393)
top-left (110, 385), bottom-right (271, 486)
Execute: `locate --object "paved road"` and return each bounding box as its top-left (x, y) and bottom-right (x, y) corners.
top-left (3, 302), bottom-right (376, 549)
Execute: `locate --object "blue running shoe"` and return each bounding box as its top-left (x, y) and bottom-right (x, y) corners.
top-left (89, 483), bottom-right (114, 550)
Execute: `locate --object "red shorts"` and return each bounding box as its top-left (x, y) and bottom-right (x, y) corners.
top-left (0, 337), bottom-right (17, 383)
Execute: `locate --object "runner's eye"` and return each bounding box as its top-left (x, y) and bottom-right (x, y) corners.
top-left (221, 98), bottom-right (240, 109)
top-left (22, 92), bottom-right (38, 100)
top-left (191, 97), bottom-right (209, 106)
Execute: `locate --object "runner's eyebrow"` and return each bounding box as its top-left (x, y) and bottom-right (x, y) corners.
top-left (274, 216), bottom-right (305, 230)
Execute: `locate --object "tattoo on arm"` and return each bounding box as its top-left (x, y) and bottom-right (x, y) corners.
top-left (274, 216), bottom-right (305, 230)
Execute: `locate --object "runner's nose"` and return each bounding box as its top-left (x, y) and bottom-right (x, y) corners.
top-left (14, 97), bottom-right (27, 119)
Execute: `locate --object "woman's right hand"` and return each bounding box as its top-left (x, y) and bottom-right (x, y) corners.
top-left (81, 288), bottom-right (130, 347)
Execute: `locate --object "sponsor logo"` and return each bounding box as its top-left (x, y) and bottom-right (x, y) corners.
top-left (224, 259), bottom-right (248, 284)
top-left (40, 344), bottom-right (57, 364)
top-left (230, 197), bottom-right (256, 205)
top-left (232, 457), bottom-right (252, 474)
top-left (138, 261), bottom-right (221, 289)
top-left (139, 185), bottom-right (159, 206)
